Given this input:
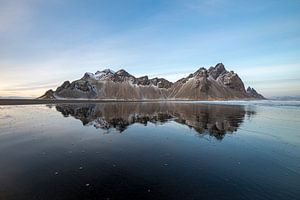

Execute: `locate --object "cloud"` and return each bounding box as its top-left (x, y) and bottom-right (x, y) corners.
top-left (0, 0), bottom-right (36, 33)
top-left (184, 0), bottom-right (229, 12)
top-left (1, 83), bottom-right (58, 91)
top-left (0, 0), bottom-right (299, 97)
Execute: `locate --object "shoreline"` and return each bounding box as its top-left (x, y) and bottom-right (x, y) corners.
top-left (0, 98), bottom-right (263, 105)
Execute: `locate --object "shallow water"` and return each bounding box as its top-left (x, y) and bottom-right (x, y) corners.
top-left (0, 102), bottom-right (299, 200)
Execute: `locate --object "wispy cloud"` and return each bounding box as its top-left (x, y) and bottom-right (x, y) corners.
top-left (0, 0), bottom-right (299, 97)
top-left (184, 0), bottom-right (229, 13)
top-left (0, 0), bottom-right (36, 33)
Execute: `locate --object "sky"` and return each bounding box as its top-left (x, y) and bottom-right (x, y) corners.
top-left (0, 0), bottom-right (300, 98)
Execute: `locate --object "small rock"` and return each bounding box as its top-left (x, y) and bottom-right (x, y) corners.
top-left (85, 183), bottom-right (90, 187)
top-left (55, 172), bottom-right (59, 175)
top-left (79, 166), bottom-right (83, 170)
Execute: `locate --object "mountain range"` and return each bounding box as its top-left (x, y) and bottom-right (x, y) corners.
top-left (39, 63), bottom-right (264, 100)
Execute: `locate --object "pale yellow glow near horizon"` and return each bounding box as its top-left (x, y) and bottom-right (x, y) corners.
top-left (0, 80), bottom-right (58, 98)
top-left (0, 88), bottom-right (47, 98)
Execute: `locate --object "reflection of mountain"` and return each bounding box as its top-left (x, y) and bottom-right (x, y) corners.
top-left (56, 103), bottom-right (255, 139)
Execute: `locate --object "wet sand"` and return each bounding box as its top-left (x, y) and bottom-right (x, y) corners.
top-left (0, 102), bottom-right (299, 199)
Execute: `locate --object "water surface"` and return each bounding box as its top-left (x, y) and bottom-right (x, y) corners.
top-left (0, 102), bottom-right (299, 199)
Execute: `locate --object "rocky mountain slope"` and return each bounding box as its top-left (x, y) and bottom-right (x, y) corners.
top-left (39, 63), bottom-right (264, 100)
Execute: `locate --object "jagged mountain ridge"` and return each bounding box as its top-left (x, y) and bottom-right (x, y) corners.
top-left (39, 63), bottom-right (264, 100)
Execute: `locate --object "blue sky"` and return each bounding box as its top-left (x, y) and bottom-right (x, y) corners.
top-left (0, 0), bottom-right (300, 97)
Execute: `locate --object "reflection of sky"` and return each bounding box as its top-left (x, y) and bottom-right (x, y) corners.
top-left (1, 102), bottom-right (299, 145)
top-left (0, 0), bottom-right (300, 97)
top-left (0, 103), bottom-right (300, 199)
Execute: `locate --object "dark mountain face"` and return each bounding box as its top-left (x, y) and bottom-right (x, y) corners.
top-left (247, 87), bottom-right (265, 99)
top-left (208, 63), bottom-right (227, 79)
top-left (39, 63), bottom-right (264, 100)
top-left (55, 103), bottom-right (256, 140)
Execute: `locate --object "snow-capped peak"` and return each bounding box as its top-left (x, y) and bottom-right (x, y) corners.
top-left (82, 69), bottom-right (116, 81)
top-left (116, 69), bottom-right (131, 77)
top-left (98, 69), bottom-right (115, 74)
